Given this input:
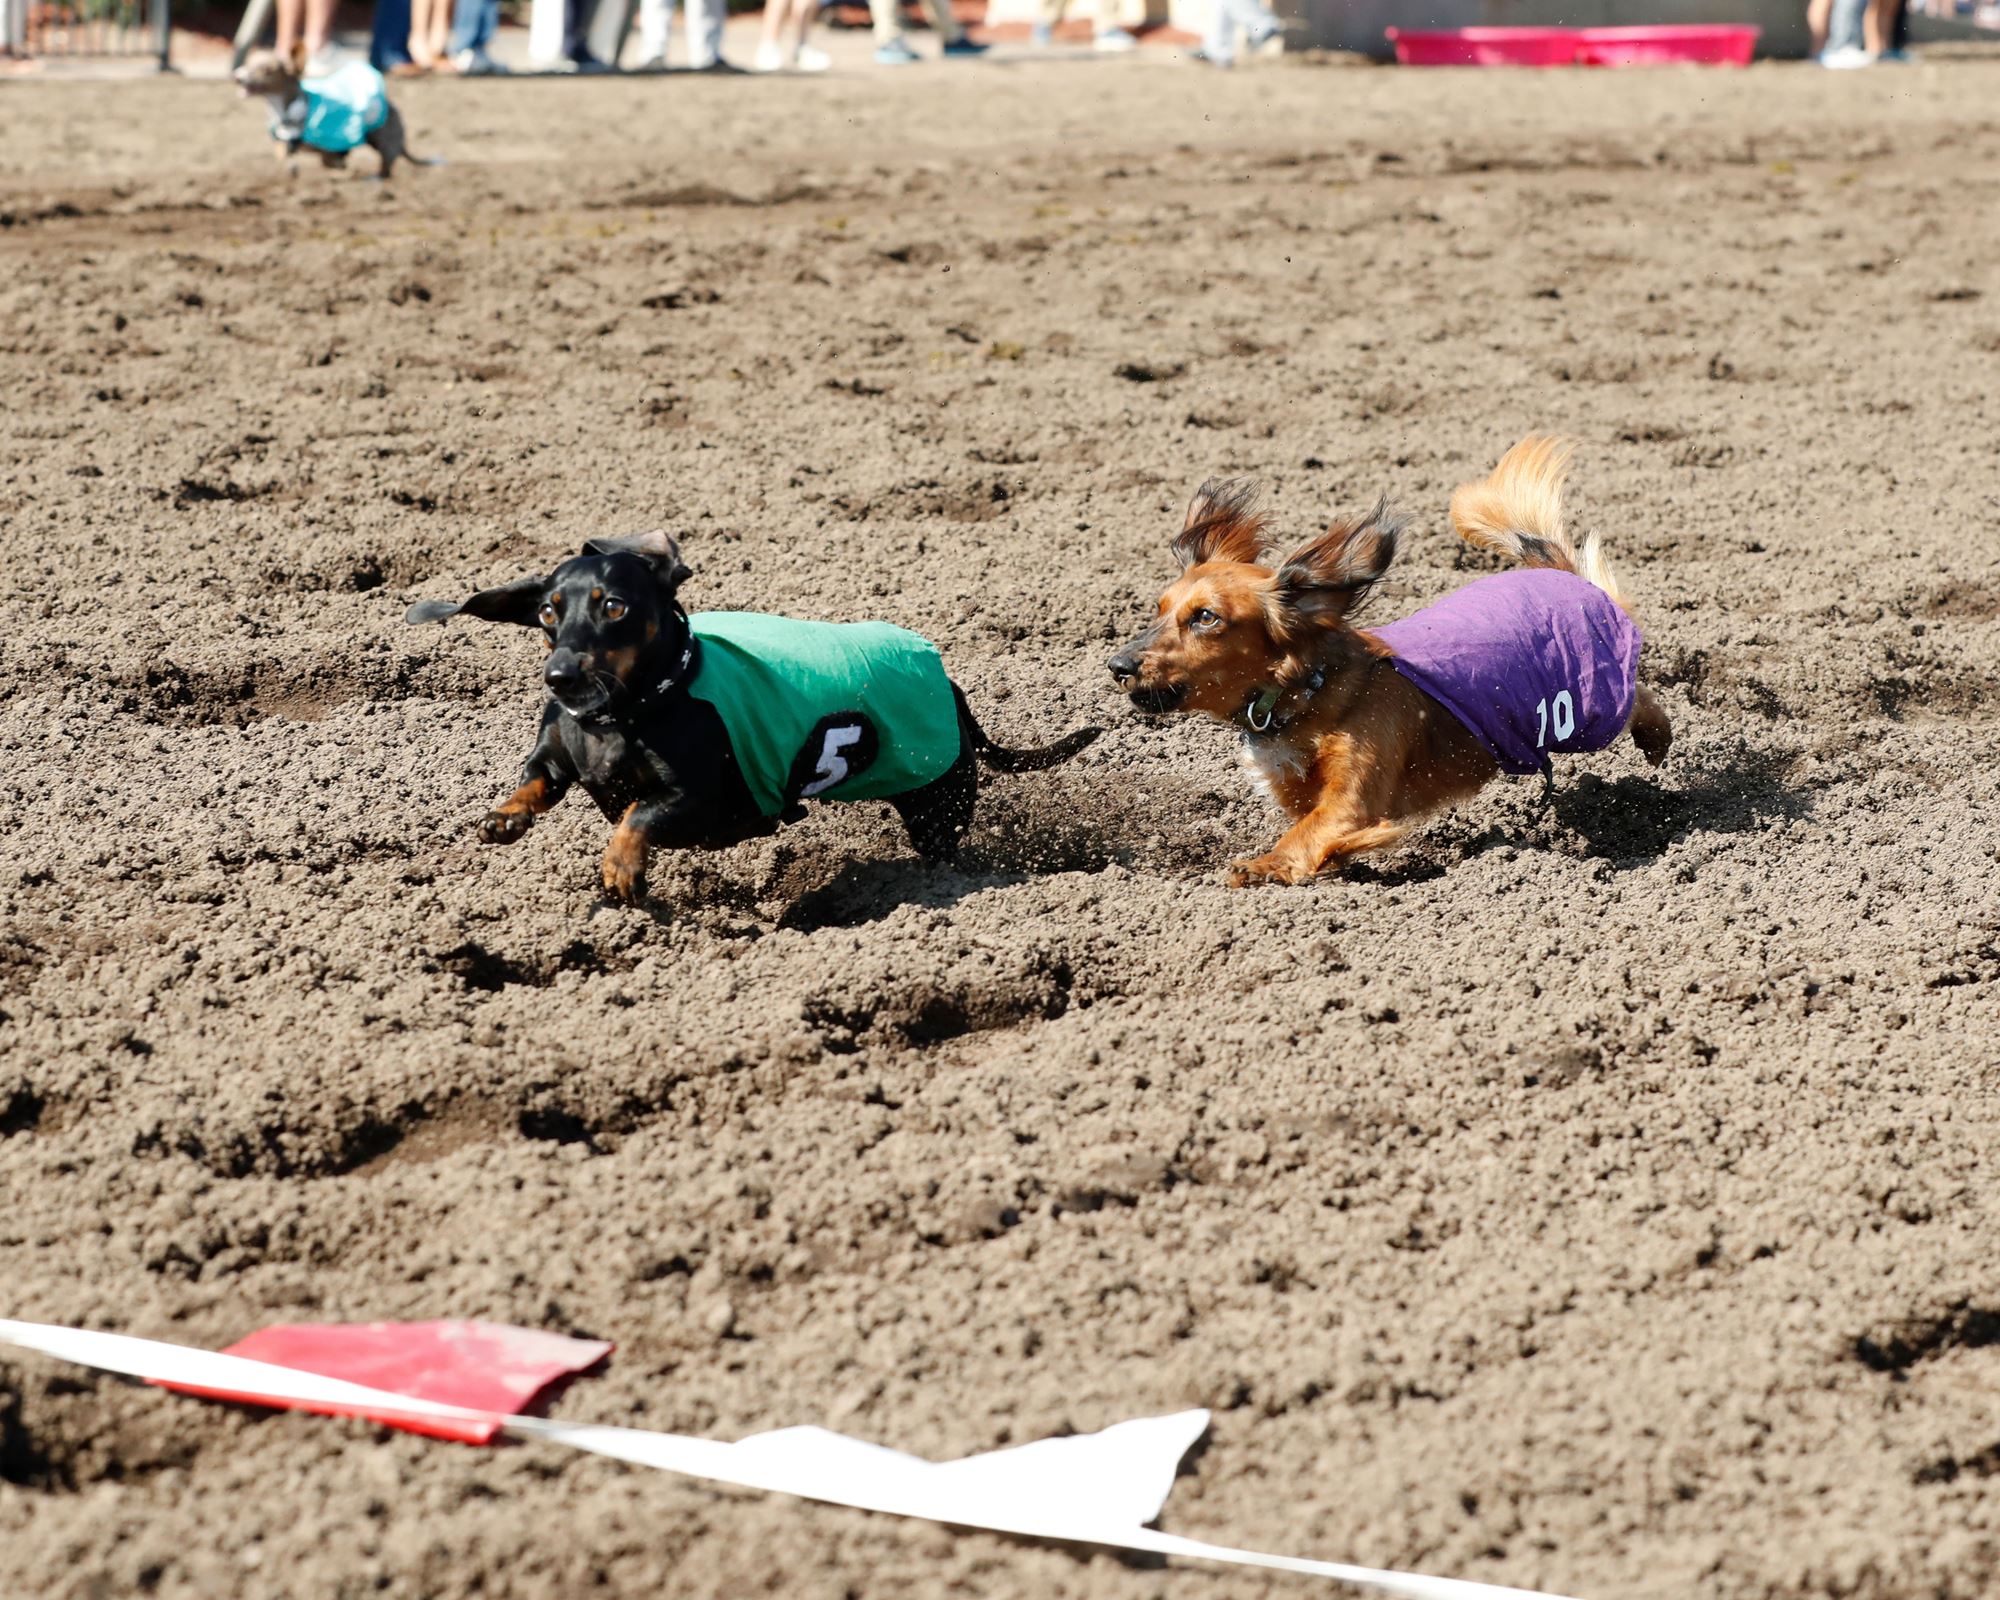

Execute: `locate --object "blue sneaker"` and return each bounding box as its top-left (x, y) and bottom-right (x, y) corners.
top-left (941, 36), bottom-right (988, 56)
top-left (873, 36), bottom-right (921, 63)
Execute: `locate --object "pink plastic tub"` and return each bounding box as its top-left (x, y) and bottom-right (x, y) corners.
top-left (1575, 23), bottom-right (1760, 64)
top-left (1384, 26), bottom-right (1582, 65)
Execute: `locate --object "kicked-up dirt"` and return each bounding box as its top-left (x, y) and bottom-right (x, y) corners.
top-left (1, 48), bottom-right (1999, 1600)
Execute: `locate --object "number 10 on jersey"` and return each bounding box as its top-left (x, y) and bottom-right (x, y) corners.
top-left (1535, 690), bottom-right (1575, 748)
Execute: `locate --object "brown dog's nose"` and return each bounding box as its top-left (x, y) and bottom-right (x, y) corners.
top-left (1107, 651), bottom-right (1140, 686)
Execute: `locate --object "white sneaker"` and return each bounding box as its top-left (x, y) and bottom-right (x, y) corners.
top-left (795, 43), bottom-right (831, 70)
top-left (753, 41), bottom-right (788, 70)
top-left (1094, 26), bottom-right (1137, 51)
top-left (633, 51), bottom-right (668, 70)
top-left (1818, 43), bottom-right (1873, 66)
top-left (451, 46), bottom-right (508, 73)
top-left (302, 46), bottom-right (339, 75)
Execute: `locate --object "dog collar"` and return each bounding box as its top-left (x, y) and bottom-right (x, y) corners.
top-left (646, 636), bottom-right (695, 701)
top-left (1239, 664), bottom-right (1325, 737)
top-left (573, 633), bottom-right (695, 729)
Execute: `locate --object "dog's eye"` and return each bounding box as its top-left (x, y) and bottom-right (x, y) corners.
top-left (537, 602), bottom-right (558, 628)
top-left (603, 599), bottom-right (628, 622)
top-left (1190, 608), bottom-right (1222, 631)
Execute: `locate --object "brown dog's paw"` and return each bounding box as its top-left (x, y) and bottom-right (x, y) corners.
top-left (477, 810), bottom-right (532, 845)
top-left (1226, 852), bottom-right (1315, 888)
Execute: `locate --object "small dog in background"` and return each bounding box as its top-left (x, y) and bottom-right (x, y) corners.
top-left (233, 45), bottom-right (427, 178)
top-left (1108, 436), bottom-right (1673, 885)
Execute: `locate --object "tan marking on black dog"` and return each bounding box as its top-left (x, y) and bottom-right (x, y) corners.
top-left (476, 773), bottom-right (559, 845)
top-left (601, 805), bottom-right (649, 904)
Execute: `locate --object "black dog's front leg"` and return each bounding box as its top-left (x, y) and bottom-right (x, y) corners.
top-left (479, 745), bottom-right (572, 846)
top-left (599, 798), bottom-right (676, 905)
top-left (599, 791), bottom-right (767, 906)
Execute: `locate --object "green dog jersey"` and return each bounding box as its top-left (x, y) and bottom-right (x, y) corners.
top-left (685, 613), bottom-right (963, 818)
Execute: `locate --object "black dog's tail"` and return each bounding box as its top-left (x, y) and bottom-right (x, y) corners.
top-left (954, 686), bottom-right (1100, 773)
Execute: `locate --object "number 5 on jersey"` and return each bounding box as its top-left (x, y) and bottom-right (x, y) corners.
top-left (789, 713), bottom-right (881, 802)
top-left (803, 723), bottom-right (864, 796)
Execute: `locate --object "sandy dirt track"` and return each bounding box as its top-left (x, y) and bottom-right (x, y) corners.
top-left (2, 53), bottom-right (1999, 1600)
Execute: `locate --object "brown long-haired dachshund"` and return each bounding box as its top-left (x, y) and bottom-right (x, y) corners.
top-left (1108, 436), bottom-right (1673, 886)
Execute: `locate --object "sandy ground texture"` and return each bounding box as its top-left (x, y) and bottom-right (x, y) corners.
top-left (2, 51), bottom-right (1999, 1600)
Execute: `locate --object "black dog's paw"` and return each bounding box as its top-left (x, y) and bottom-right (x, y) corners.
top-left (600, 857), bottom-right (647, 906)
top-left (477, 810), bottom-right (532, 845)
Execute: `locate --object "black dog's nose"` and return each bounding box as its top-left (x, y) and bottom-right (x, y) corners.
top-left (1107, 651), bottom-right (1139, 686)
top-left (545, 654), bottom-right (583, 693)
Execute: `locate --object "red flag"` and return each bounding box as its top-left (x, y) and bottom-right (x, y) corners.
top-left (155, 1320), bottom-right (611, 1443)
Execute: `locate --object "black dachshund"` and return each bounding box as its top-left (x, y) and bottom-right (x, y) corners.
top-left (406, 532), bottom-right (1099, 904)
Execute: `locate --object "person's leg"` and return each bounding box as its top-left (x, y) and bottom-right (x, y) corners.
top-left (1863, 0), bottom-right (1892, 50)
top-left (1807, 0), bottom-right (1833, 50)
top-left (686, 0), bottom-right (724, 64)
top-left (1822, 0), bottom-right (1869, 56)
top-left (409, 0), bottom-right (439, 65)
top-left (448, 0), bottom-right (484, 54)
top-left (756, 0), bottom-right (790, 63)
top-left (275, 0), bottom-right (302, 54)
top-left (1032, 0), bottom-right (1061, 43)
top-left (867, 0), bottom-right (904, 45)
top-left (563, 0), bottom-right (591, 59)
top-left (918, 0), bottom-right (965, 45)
top-left (635, 0), bottom-right (670, 61)
top-left (788, 0), bottom-right (823, 58)
top-left (371, 0), bottom-right (415, 69)
top-left (1092, 0), bottom-right (1136, 49)
top-left (303, 0), bottom-right (335, 56)
top-left (1202, 0), bottom-right (1232, 59)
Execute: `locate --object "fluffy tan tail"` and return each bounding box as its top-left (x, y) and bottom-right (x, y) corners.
top-left (1449, 435), bottom-right (1629, 614)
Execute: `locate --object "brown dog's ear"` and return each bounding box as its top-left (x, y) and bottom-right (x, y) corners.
top-left (1268, 496), bottom-right (1406, 631)
top-left (404, 573), bottom-right (550, 627)
top-left (1173, 478), bottom-right (1267, 569)
top-left (581, 530), bottom-right (692, 592)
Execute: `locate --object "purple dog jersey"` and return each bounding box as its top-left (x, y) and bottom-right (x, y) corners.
top-left (1371, 569), bottom-right (1641, 776)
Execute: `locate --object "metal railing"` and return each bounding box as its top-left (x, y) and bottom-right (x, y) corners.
top-left (5, 0), bottom-right (171, 67)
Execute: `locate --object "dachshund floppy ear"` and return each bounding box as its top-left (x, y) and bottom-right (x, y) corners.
top-left (581, 530), bottom-right (692, 592)
top-left (1173, 478), bottom-right (1267, 570)
top-left (404, 573), bottom-right (550, 627)
top-left (1267, 496), bottom-right (1405, 633)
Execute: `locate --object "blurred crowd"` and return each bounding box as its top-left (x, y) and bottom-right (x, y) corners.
top-left (270, 0), bottom-right (1279, 74)
top-left (1809, 0), bottom-right (2000, 62)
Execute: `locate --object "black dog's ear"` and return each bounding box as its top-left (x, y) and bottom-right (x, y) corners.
top-left (1174, 479), bottom-right (1267, 570)
top-left (1268, 496), bottom-right (1406, 632)
top-left (581, 530), bottom-right (692, 591)
top-left (404, 573), bottom-right (550, 627)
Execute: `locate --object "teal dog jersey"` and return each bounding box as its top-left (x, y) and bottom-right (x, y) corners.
top-left (685, 613), bottom-right (963, 817)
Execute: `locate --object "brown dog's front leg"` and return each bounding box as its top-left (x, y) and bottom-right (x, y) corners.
top-left (1628, 685), bottom-right (1672, 768)
top-left (478, 773), bottom-right (562, 845)
top-left (1228, 810), bottom-right (1404, 888)
top-left (601, 804), bottom-right (651, 905)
